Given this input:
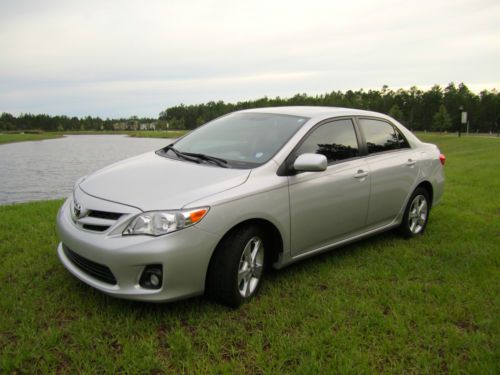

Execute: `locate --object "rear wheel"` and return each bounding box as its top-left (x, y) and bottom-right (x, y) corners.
top-left (399, 187), bottom-right (430, 238)
top-left (206, 225), bottom-right (266, 307)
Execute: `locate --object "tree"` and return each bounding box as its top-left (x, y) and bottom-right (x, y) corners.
top-left (1, 82), bottom-right (496, 133)
top-left (196, 116), bottom-right (205, 127)
top-left (0, 113), bottom-right (15, 131)
top-left (421, 85), bottom-right (443, 131)
top-left (478, 89), bottom-right (499, 133)
top-left (432, 105), bottom-right (452, 132)
top-left (388, 104), bottom-right (404, 122)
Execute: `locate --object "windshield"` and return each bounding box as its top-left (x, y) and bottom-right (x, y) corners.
top-left (165, 112), bottom-right (308, 169)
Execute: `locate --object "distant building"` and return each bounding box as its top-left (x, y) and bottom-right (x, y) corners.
top-left (139, 122), bottom-right (157, 131)
top-left (113, 122), bottom-right (128, 130)
top-left (113, 121), bottom-right (156, 131)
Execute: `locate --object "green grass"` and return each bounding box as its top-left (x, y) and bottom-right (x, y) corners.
top-left (127, 130), bottom-right (188, 139)
top-left (0, 135), bottom-right (498, 373)
top-left (52, 130), bottom-right (188, 138)
top-left (0, 130), bottom-right (188, 145)
top-left (0, 132), bottom-right (63, 145)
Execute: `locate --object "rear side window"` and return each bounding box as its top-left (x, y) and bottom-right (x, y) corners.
top-left (359, 118), bottom-right (404, 154)
top-left (296, 119), bottom-right (359, 163)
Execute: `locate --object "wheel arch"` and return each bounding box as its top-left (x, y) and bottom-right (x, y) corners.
top-left (205, 218), bottom-right (284, 286)
top-left (416, 180), bottom-right (434, 208)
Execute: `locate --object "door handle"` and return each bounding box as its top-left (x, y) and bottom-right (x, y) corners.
top-left (354, 170), bottom-right (368, 179)
top-left (406, 159), bottom-right (416, 167)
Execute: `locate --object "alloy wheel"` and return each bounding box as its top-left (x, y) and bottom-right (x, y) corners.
top-left (237, 236), bottom-right (264, 298)
top-left (408, 194), bottom-right (428, 234)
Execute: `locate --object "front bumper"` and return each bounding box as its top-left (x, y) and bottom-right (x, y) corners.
top-left (56, 197), bottom-right (219, 302)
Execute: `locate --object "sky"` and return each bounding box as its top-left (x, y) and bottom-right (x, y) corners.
top-left (0, 0), bottom-right (499, 118)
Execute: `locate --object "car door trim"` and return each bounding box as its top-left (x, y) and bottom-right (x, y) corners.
top-left (290, 220), bottom-right (398, 262)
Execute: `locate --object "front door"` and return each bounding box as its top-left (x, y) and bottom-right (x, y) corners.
top-left (288, 118), bottom-right (370, 256)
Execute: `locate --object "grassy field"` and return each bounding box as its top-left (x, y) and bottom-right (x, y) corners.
top-left (0, 130), bottom-right (188, 145)
top-left (127, 130), bottom-right (187, 139)
top-left (51, 130), bottom-right (188, 139)
top-left (0, 135), bottom-right (498, 373)
top-left (0, 132), bottom-right (64, 145)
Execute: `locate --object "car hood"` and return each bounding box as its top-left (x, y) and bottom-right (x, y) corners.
top-left (79, 152), bottom-right (250, 211)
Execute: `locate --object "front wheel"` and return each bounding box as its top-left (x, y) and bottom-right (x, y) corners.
top-left (206, 225), bottom-right (266, 307)
top-left (399, 188), bottom-right (430, 238)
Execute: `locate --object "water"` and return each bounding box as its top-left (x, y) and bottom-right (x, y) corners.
top-left (0, 135), bottom-right (171, 204)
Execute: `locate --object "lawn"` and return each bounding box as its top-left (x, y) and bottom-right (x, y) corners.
top-left (0, 132), bottom-right (63, 145)
top-left (0, 135), bottom-right (498, 374)
top-left (127, 130), bottom-right (188, 139)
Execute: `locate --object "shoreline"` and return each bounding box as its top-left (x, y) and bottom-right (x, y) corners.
top-left (0, 130), bottom-right (188, 145)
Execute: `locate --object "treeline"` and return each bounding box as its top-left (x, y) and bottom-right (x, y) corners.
top-left (1, 82), bottom-right (498, 133)
top-left (0, 114), bottom-right (157, 132)
top-left (160, 83), bottom-right (499, 133)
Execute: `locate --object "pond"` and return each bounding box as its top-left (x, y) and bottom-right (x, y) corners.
top-left (0, 135), bottom-right (171, 204)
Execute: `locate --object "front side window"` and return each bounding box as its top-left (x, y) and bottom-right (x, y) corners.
top-left (358, 118), bottom-right (401, 154)
top-left (396, 127), bottom-right (410, 148)
top-left (295, 119), bottom-right (359, 163)
top-left (164, 113), bottom-right (308, 169)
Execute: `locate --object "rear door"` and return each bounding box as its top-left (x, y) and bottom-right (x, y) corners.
top-left (356, 117), bottom-right (419, 227)
top-left (288, 118), bottom-right (370, 256)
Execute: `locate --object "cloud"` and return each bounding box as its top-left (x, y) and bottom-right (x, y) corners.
top-left (0, 0), bottom-right (499, 117)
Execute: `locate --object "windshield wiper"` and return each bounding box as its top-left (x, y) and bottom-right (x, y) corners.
top-left (163, 145), bottom-right (229, 168)
top-left (163, 144), bottom-right (201, 164)
top-left (181, 152), bottom-right (229, 168)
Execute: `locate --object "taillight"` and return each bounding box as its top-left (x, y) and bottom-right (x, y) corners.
top-left (439, 153), bottom-right (446, 166)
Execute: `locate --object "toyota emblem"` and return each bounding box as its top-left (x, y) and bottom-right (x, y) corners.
top-left (74, 202), bottom-right (82, 218)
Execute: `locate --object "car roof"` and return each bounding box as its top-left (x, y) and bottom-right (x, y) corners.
top-left (238, 106), bottom-right (385, 119)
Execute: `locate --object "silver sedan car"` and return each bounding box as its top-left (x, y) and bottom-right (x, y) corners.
top-left (56, 107), bottom-right (445, 307)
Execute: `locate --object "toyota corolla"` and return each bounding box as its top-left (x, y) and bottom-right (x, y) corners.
top-left (56, 107), bottom-right (445, 307)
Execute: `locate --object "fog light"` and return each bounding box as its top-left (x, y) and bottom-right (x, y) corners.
top-left (150, 273), bottom-right (160, 287)
top-left (139, 265), bottom-right (163, 289)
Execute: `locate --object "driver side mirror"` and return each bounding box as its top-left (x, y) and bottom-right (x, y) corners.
top-left (293, 153), bottom-right (327, 172)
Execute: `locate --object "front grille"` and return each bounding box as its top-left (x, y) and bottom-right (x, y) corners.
top-left (88, 210), bottom-right (123, 221)
top-left (63, 245), bottom-right (117, 285)
top-left (82, 224), bottom-right (108, 232)
top-left (74, 209), bottom-right (124, 232)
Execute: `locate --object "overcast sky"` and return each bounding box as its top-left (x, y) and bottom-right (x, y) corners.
top-left (1, 0), bottom-right (499, 118)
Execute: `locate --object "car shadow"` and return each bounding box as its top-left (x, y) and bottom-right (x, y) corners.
top-left (267, 229), bottom-right (400, 280)
top-left (68, 229), bottom-right (402, 315)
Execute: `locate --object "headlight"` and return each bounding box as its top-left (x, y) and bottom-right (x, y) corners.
top-left (123, 207), bottom-right (209, 236)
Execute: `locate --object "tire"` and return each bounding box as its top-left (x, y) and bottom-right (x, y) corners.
top-left (399, 187), bottom-right (431, 238)
top-left (206, 225), bottom-right (266, 308)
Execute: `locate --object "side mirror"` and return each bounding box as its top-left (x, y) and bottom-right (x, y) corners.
top-left (293, 153), bottom-right (327, 172)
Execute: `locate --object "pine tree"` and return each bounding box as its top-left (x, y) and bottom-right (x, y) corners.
top-left (432, 105), bottom-right (452, 132)
top-left (388, 104), bottom-right (404, 122)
